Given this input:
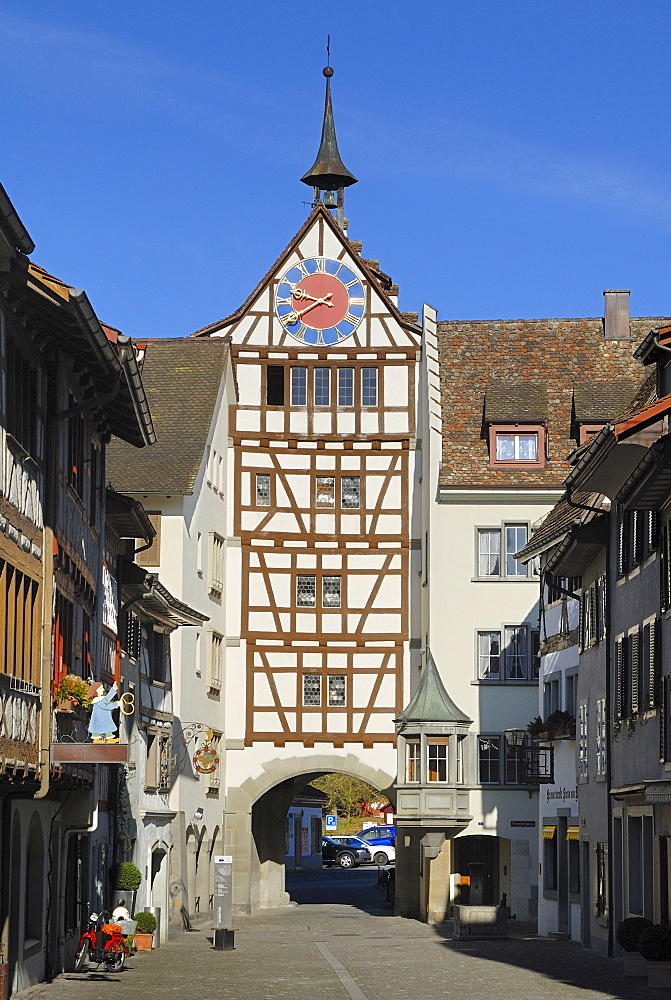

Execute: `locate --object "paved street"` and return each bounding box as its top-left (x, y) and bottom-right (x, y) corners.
top-left (15, 868), bottom-right (662, 1000)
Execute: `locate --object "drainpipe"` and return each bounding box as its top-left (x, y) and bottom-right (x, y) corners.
top-left (34, 396), bottom-right (57, 799)
top-left (606, 509), bottom-right (614, 957)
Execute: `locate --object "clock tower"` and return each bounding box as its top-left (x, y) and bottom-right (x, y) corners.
top-left (195, 64), bottom-right (422, 912)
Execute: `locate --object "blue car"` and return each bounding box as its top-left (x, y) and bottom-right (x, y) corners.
top-left (355, 825), bottom-right (396, 864)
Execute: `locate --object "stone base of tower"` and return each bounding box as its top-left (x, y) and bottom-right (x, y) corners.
top-left (395, 825), bottom-right (465, 924)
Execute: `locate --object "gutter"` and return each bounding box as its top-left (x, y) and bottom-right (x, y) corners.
top-left (0, 181), bottom-right (35, 255)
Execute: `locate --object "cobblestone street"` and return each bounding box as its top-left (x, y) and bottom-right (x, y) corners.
top-left (12, 869), bottom-right (664, 1000)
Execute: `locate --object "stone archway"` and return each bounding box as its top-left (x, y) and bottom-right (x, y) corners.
top-left (225, 752), bottom-right (395, 913)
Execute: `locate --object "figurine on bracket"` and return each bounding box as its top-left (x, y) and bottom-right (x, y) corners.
top-left (87, 680), bottom-right (121, 743)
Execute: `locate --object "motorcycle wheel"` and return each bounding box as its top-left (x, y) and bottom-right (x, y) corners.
top-left (73, 940), bottom-right (90, 971)
top-left (104, 944), bottom-right (126, 972)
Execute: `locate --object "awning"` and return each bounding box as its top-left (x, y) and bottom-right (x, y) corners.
top-left (542, 825), bottom-right (556, 840)
top-left (645, 781), bottom-right (671, 804)
top-left (567, 826), bottom-right (580, 841)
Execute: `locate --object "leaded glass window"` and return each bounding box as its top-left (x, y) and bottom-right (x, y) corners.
top-left (297, 575), bottom-right (316, 607)
top-left (341, 476), bottom-right (360, 508)
top-left (303, 674), bottom-right (321, 706)
top-left (256, 473), bottom-right (270, 506)
top-left (322, 576), bottom-right (341, 608)
top-left (316, 477), bottom-right (335, 506)
top-left (328, 675), bottom-right (346, 706)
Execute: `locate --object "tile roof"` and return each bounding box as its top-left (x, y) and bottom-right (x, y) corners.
top-left (515, 491), bottom-right (604, 562)
top-left (484, 383), bottom-right (548, 422)
top-left (573, 381), bottom-right (640, 422)
top-left (106, 338), bottom-right (229, 495)
top-left (437, 316), bottom-right (670, 490)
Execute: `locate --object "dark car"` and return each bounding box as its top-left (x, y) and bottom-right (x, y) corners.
top-left (322, 835), bottom-right (371, 869)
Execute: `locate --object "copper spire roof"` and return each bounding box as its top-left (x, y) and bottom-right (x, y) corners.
top-left (301, 67), bottom-right (357, 191)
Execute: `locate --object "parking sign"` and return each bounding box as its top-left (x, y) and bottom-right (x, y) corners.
top-left (325, 814), bottom-right (337, 830)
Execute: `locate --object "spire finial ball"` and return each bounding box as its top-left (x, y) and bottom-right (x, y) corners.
top-left (323, 66), bottom-right (334, 77)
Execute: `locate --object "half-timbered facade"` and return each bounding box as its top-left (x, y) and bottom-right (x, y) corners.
top-left (193, 202), bottom-right (421, 909)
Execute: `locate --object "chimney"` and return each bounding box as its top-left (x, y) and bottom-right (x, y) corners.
top-left (603, 289), bottom-right (630, 341)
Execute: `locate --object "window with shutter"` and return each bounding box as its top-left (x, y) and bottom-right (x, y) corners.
top-left (632, 510), bottom-right (643, 565)
top-left (630, 630), bottom-right (640, 715)
top-left (617, 507), bottom-right (628, 577)
top-left (578, 591), bottom-right (584, 652)
top-left (589, 585), bottom-right (597, 646)
top-left (651, 618), bottom-right (661, 708)
top-left (660, 676), bottom-right (669, 764)
top-left (661, 526), bottom-right (669, 612)
top-left (615, 638), bottom-right (624, 720)
top-left (648, 510), bottom-right (660, 553)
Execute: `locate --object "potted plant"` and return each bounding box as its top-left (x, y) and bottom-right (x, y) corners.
top-left (52, 674), bottom-right (92, 712)
top-left (545, 710), bottom-right (576, 739)
top-left (638, 922), bottom-right (671, 988)
top-left (616, 916), bottom-right (652, 976)
top-left (527, 716), bottom-right (546, 740)
top-left (109, 862), bottom-right (142, 913)
top-left (133, 911), bottom-right (156, 951)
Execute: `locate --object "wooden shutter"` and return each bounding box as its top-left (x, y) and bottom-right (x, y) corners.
top-left (615, 638), bottom-right (624, 720)
top-left (589, 584), bottom-right (597, 646)
top-left (630, 630), bottom-right (640, 715)
top-left (662, 526), bottom-right (669, 612)
top-left (649, 510), bottom-right (660, 552)
top-left (578, 592), bottom-right (585, 652)
top-left (136, 513), bottom-right (161, 567)
top-left (617, 507), bottom-right (628, 577)
top-left (632, 511), bottom-right (643, 565)
top-left (660, 676), bottom-right (669, 764)
top-left (648, 618), bottom-right (661, 709)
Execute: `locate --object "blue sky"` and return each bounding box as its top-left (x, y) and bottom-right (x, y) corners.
top-left (0, 0), bottom-right (668, 339)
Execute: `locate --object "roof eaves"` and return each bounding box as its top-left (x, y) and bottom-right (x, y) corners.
top-left (0, 182), bottom-right (34, 255)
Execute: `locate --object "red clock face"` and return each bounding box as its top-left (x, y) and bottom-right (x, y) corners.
top-left (290, 273), bottom-right (350, 330)
top-left (275, 257), bottom-right (366, 346)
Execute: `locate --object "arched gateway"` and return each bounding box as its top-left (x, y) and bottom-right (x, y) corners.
top-left (227, 753), bottom-right (396, 911)
top-left (194, 66), bottom-right (420, 914)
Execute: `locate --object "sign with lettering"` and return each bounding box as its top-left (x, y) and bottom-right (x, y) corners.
top-left (213, 855), bottom-right (233, 930)
top-left (511, 820), bottom-right (536, 828)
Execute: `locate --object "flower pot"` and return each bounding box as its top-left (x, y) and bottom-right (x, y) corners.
top-left (56, 699), bottom-right (74, 712)
top-left (648, 960), bottom-right (671, 989)
top-left (623, 950), bottom-right (647, 976)
top-left (134, 932), bottom-right (153, 951)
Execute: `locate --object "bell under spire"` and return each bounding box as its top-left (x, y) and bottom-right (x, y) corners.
top-left (301, 65), bottom-right (357, 228)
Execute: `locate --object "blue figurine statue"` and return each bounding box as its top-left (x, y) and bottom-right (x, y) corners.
top-left (87, 681), bottom-right (121, 743)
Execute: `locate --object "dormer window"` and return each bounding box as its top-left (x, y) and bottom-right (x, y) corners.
top-left (484, 383), bottom-right (547, 470)
top-left (488, 424), bottom-right (546, 469)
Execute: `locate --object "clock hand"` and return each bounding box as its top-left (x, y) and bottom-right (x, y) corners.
top-left (284, 295), bottom-right (334, 324)
top-left (293, 289), bottom-right (333, 304)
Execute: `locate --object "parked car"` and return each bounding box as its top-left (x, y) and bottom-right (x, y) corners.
top-left (322, 835), bottom-right (371, 868)
top-left (354, 825), bottom-right (396, 864)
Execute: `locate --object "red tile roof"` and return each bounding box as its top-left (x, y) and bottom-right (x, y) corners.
top-left (437, 316), bottom-right (669, 490)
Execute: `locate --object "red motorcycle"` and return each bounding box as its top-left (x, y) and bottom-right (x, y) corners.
top-left (73, 910), bottom-right (128, 971)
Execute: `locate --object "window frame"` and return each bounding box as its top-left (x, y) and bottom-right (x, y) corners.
top-left (290, 367), bottom-right (307, 406)
top-left (475, 523), bottom-right (533, 580)
top-left (361, 367), bottom-right (378, 407)
top-left (478, 735), bottom-right (501, 783)
top-left (255, 472), bottom-right (272, 507)
top-left (488, 423), bottom-right (546, 469)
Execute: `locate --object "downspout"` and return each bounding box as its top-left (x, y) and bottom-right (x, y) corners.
top-left (35, 391), bottom-right (57, 799)
top-left (606, 506), bottom-right (614, 957)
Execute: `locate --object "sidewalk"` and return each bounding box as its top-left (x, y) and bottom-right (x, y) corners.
top-left (14, 900), bottom-right (661, 1000)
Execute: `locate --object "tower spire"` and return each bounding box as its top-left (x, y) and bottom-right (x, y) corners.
top-left (301, 58), bottom-right (357, 229)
